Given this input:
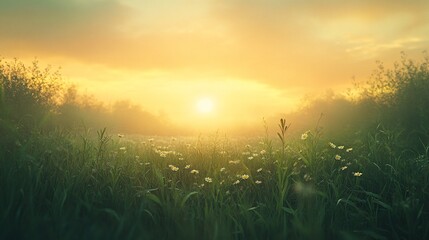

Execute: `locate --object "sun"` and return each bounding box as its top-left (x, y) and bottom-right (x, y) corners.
top-left (196, 98), bottom-right (214, 114)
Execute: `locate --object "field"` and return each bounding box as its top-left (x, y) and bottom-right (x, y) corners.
top-left (1, 56), bottom-right (429, 239)
top-left (1, 121), bottom-right (429, 239)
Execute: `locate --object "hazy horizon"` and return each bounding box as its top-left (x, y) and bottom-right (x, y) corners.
top-left (1, 0), bottom-right (428, 132)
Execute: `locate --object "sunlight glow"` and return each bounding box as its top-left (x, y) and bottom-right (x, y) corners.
top-left (196, 98), bottom-right (214, 114)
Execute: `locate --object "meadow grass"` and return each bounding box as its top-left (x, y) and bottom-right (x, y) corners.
top-left (1, 120), bottom-right (428, 240)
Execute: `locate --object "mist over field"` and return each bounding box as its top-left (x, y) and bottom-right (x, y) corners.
top-left (2, 1), bottom-right (429, 239)
top-left (2, 53), bottom-right (429, 239)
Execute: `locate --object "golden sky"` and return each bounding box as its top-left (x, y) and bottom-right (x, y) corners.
top-left (1, 0), bottom-right (428, 130)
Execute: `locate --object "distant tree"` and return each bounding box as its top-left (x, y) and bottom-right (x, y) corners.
top-left (0, 58), bottom-right (64, 128)
top-left (356, 52), bottom-right (429, 147)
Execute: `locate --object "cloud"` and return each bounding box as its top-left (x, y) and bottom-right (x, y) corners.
top-left (206, 0), bottom-right (429, 84)
top-left (0, 0), bottom-right (131, 57)
top-left (0, 0), bottom-right (428, 91)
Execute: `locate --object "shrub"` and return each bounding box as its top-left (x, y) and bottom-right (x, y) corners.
top-left (0, 58), bottom-right (64, 127)
top-left (357, 52), bottom-right (429, 148)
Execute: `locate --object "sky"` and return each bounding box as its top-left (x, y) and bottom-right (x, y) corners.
top-left (1, 0), bottom-right (428, 130)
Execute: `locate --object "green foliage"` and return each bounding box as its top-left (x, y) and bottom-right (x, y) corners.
top-left (357, 52), bottom-right (429, 148)
top-left (1, 122), bottom-right (428, 239)
top-left (0, 58), bottom-right (63, 123)
top-left (1, 54), bottom-right (429, 239)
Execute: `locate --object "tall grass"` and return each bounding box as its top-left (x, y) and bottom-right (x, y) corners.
top-left (1, 55), bottom-right (429, 239)
top-left (1, 121), bottom-right (428, 239)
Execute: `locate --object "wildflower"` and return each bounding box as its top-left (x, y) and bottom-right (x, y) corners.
top-left (260, 149), bottom-right (266, 155)
top-left (190, 169), bottom-right (199, 174)
top-left (329, 142), bottom-right (336, 149)
top-left (118, 134), bottom-right (124, 138)
top-left (301, 132), bottom-right (308, 140)
top-left (335, 154), bottom-right (342, 161)
top-left (220, 151), bottom-right (227, 155)
top-left (205, 177), bottom-right (212, 183)
top-left (346, 148), bottom-right (353, 152)
top-left (255, 180), bottom-right (262, 184)
top-left (185, 164), bottom-right (191, 169)
top-left (257, 168), bottom-right (263, 173)
top-left (148, 138), bottom-right (154, 143)
top-left (229, 160), bottom-right (240, 164)
top-left (178, 157), bottom-right (184, 161)
top-left (353, 172), bottom-right (363, 177)
top-left (233, 180), bottom-right (240, 185)
top-left (220, 167), bottom-right (226, 172)
top-left (248, 156), bottom-right (254, 160)
top-left (168, 165), bottom-right (179, 171)
top-left (135, 155), bottom-right (140, 160)
top-left (340, 166), bottom-right (348, 171)
top-left (119, 147), bottom-right (126, 151)
top-left (241, 174), bottom-right (249, 180)
top-left (338, 146), bottom-right (345, 150)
